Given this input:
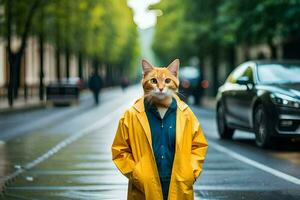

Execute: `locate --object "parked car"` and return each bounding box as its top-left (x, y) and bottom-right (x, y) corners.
top-left (178, 66), bottom-right (204, 104)
top-left (46, 77), bottom-right (83, 106)
top-left (216, 60), bottom-right (300, 148)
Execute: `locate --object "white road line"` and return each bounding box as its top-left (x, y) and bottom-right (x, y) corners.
top-left (208, 140), bottom-right (300, 185)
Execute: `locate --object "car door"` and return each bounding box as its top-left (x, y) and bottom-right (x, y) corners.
top-left (223, 64), bottom-right (248, 126)
top-left (233, 64), bottom-right (256, 128)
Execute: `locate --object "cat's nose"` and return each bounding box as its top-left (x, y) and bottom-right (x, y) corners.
top-left (159, 88), bottom-right (163, 92)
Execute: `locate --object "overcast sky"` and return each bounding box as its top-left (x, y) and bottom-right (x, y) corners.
top-left (127, 0), bottom-right (161, 29)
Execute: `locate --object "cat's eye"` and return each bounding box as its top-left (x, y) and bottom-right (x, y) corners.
top-left (149, 78), bottom-right (157, 84)
top-left (165, 78), bottom-right (171, 84)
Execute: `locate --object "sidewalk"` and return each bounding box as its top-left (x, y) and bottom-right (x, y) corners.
top-left (0, 97), bottom-right (45, 115)
top-left (0, 87), bottom-right (121, 115)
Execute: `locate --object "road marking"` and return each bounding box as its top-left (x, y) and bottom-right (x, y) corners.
top-left (2, 100), bottom-right (132, 187)
top-left (208, 140), bottom-right (300, 185)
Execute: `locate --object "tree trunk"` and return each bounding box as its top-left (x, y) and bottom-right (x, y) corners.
top-left (268, 42), bottom-right (277, 59)
top-left (7, 51), bottom-right (22, 102)
top-left (65, 48), bottom-right (70, 79)
top-left (78, 52), bottom-right (83, 79)
top-left (8, 54), bottom-right (21, 106)
top-left (6, 0), bottom-right (44, 106)
top-left (39, 33), bottom-right (45, 101)
top-left (55, 48), bottom-right (61, 81)
top-left (14, 53), bottom-right (21, 99)
top-left (38, 8), bottom-right (45, 101)
top-left (6, 0), bottom-right (13, 106)
top-left (227, 45), bottom-right (236, 74)
top-left (243, 44), bottom-right (250, 61)
top-left (211, 45), bottom-right (219, 96)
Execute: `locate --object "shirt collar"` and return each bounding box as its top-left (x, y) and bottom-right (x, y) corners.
top-left (169, 97), bottom-right (177, 110)
top-left (144, 97), bottom-right (177, 112)
top-left (133, 94), bottom-right (187, 113)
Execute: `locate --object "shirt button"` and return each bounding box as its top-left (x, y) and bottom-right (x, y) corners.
top-left (169, 126), bottom-right (172, 129)
top-left (161, 155), bottom-right (164, 159)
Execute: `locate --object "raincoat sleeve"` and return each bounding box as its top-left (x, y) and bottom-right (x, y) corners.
top-left (191, 122), bottom-right (208, 179)
top-left (111, 115), bottom-right (135, 179)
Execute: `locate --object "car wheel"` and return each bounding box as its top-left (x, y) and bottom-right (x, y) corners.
top-left (254, 104), bottom-right (273, 148)
top-left (217, 104), bottom-right (234, 139)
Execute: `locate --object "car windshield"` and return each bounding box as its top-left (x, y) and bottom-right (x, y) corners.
top-left (257, 63), bottom-right (300, 84)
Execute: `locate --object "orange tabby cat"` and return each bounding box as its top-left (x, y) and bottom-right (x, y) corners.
top-left (112, 58), bottom-right (208, 200)
top-left (141, 59), bottom-right (180, 111)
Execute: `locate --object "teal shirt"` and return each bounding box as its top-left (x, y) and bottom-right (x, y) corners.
top-left (144, 98), bottom-right (177, 178)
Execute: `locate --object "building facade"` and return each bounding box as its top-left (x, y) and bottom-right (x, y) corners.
top-left (0, 37), bottom-right (92, 100)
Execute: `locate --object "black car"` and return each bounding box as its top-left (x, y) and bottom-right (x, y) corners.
top-left (216, 60), bottom-right (300, 148)
top-left (46, 77), bottom-right (83, 106)
top-left (178, 66), bottom-right (204, 104)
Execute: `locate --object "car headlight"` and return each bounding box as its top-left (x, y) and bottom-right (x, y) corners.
top-left (270, 93), bottom-right (300, 108)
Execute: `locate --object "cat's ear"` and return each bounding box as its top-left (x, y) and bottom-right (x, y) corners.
top-left (167, 59), bottom-right (180, 77)
top-left (142, 59), bottom-right (154, 75)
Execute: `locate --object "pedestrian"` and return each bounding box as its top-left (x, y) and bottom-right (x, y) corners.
top-left (111, 59), bottom-right (208, 200)
top-left (88, 69), bottom-right (103, 105)
top-left (121, 76), bottom-right (129, 91)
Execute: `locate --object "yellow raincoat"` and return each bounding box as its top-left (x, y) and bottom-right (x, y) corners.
top-left (111, 96), bottom-right (208, 200)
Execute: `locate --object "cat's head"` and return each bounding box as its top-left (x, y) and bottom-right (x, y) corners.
top-left (141, 59), bottom-right (179, 102)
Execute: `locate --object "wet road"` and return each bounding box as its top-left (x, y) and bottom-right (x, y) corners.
top-left (1, 85), bottom-right (300, 199)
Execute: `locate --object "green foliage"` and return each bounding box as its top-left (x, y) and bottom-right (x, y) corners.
top-left (1, 0), bottom-right (140, 76)
top-left (152, 0), bottom-right (190, 65)
top-left (152, 0), bottom-right (300, 62)
top-left (0, 2), bottom-right (4, 35)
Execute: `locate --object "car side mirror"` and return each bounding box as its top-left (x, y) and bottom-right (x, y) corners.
top-left (236, 76), bottom-right (251, 85)
top-left (236, 76), bottom-right (253, 90)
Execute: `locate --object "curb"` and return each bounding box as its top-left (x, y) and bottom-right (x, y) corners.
top-left (0, 87), bottom-right (119, 115)
top-left (0, 102), bottom-right (46, 115)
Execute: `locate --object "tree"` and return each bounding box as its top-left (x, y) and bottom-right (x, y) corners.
top-left (1, 0), bottom-right (140, 106)
top-left (152, 0), bottom-right (189, 64)
top-left (4, 0), bottom-right (46, 106)
top-left (153, 0), bottom-right (223, 93)
top-left (153, 0), bottom-right (300, 95)
top-left (216, 0), bottom-right (300, 58)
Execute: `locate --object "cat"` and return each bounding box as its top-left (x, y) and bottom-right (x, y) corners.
top-left (141, 59), bottom-right (180, 118)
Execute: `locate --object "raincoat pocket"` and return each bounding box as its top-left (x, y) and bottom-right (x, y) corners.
top-left (132, 160), bottom-right (145, 192)
top-left (177, 180), bottom-right (194, 195)
top-left (176, 167), bottom-right (194, 195)
top-left (175, 154), bottom-right (195, 195)
top-left (176, 153), bottom-right (195, 182)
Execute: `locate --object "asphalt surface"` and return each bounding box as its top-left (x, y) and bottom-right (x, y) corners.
top-left (0, 85), bottom-right (300, 200)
